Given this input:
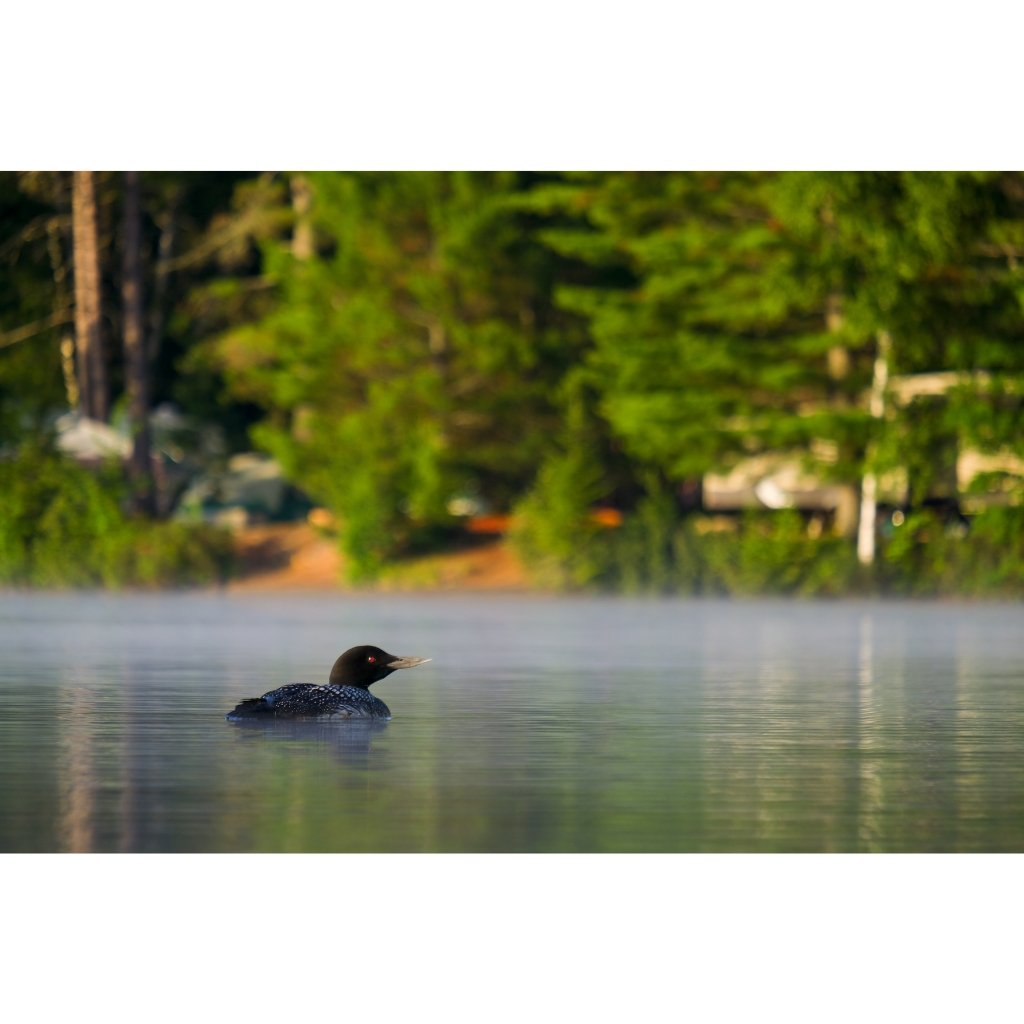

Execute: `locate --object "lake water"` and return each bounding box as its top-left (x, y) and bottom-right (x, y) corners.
top-left (0, 592), bottom-right (1021, 853)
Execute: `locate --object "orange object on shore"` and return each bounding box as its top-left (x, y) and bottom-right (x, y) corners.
top-left (590, 507), bottom-right (623, 527)
top-left (466, 508), bottom-right (622, 534)
top-left (466, 514), bottom-right (512, 534)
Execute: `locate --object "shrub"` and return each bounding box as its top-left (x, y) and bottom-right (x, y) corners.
top-left (0, 442), bottom-right (233, 589)
top-left (509, 448), bottom-right (608, 590)
top-left (880, 505), bottom-right (1024, 597)
top-left (696, 511), bottom-right (861, 597)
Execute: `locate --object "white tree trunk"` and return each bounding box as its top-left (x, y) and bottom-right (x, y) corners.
top-left (857, 330), bottom-right (892, 565)
top-left (857, 471), bottom-right (878, 565)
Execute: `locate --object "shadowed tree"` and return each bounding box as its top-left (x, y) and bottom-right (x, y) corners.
top-left (71, 170), bottom-right (107, 421)
top-left (122, 170), bottom-right (154, 514)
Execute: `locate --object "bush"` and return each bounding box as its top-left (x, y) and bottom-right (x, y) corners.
top-left (512, 475), bottom-right (867, 597)
top-left (695, 511), bottom-right (862, 597)
top-left (509, 447), bottom-right (608, 590)
top-left (515, 491), bottom-right (1024, 598)
top-left (608, 478), bottom-right (679, 594)
top-left (880, 505), bottom-right (1024, 597)
top-left (0, 442), bottom-right (233, 589)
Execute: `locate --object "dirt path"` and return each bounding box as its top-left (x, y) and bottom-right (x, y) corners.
top-left (227, 523), bottom-right (529, 592)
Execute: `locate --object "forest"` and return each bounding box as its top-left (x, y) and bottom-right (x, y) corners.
top-left (1, 171), bottom-right (1023, 595)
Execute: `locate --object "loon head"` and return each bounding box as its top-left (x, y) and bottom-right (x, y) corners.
top-left (329, 645), bottom-right (430, 689)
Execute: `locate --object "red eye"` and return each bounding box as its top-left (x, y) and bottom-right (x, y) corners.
top-left (367, 655), bottom-right (376, 663)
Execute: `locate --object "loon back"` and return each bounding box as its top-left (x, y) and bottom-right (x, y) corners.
top-left (226, 683), bottom-right (391, 721)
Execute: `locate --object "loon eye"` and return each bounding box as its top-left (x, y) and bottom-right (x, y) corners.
top-left (367, 655), bottom-right (376, 663)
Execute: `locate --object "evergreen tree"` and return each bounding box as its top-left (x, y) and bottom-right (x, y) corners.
top-left (529, 171), bottom-right (1024, 556)
top-left (193, 171), bottom-right (582, 578)
top-left (523, 172), bottom-right (862, 492)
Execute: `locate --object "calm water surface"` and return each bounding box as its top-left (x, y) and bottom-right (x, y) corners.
top-left (1, 592), bottom-right (1021, 852)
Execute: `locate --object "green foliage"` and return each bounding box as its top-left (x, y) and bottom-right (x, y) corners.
top-left (516, 501), bottom-right (1024, 599)
top-left (693, 512), bottom-right (862, 597)
top-left (509, 448), bottom-right (607, 590)
top-left (880, 506), bottom-right (1024, 597)
top-left (192, 171), bottom-right (584, 580)
top-left (602, 508), bottom-right (859, 597)
top-left (514, 499), bottom-right (865, 597)
top-left (534, 172), bottom-right (1024, 488)
top-left (0, 444), bottom-right (233, 588)
top-left (525, 171), bottom-right (855, 479)
top-left (2, 170), bottom-right (1024, 594)
top-left (608, 475), bottom-right (679, 594)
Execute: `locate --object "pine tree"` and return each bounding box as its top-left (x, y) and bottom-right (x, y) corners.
top-left (192, 171), bottom-right (580, 578)
top-left (72, 170), bottom-right (108, 422)
top-left (532, 172), bottom-right (1024, 556)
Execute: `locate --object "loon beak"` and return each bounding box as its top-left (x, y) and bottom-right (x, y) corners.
top-left (386, 655), bottom-right (431, 670)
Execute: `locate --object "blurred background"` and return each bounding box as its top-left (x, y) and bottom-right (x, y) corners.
top-left (2, 171), bottom-right (1023, 596)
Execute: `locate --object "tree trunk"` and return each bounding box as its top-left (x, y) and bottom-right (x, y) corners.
top-left (290, 173), bottom-right (314, 260)
top-left (856, 472), bottom-right (878, 565)
top-left (857, 329), bottom-right (892, 566)
top-left (122, 171), bottom-right (154, 515)
top-left (147, 194), bottom-right (179, 371)
top-left (71, 171), bottom-right (108, 421)
top-left (45, 176), bottom-right (79, 411)
top-left (824, 291), bottom-right (859, 537)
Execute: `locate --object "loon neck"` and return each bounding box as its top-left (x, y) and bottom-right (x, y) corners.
top-left (329, 670), bottom-right (372, 690)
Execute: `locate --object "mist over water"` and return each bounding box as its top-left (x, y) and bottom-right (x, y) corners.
top-left (1, 592), bottom-right (1021, 852)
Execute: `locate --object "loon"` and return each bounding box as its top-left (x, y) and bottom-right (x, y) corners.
top-left (225, 645), bottom-right (430, 721)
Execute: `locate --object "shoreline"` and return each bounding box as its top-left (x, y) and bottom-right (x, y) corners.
top-left (226, 523), bottom-right (531, 593)
top-left (2, 525), bottom-right (1019, 602)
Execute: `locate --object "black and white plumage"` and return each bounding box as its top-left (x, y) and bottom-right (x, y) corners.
top-left (225, 645), bottom-right (430, 721)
